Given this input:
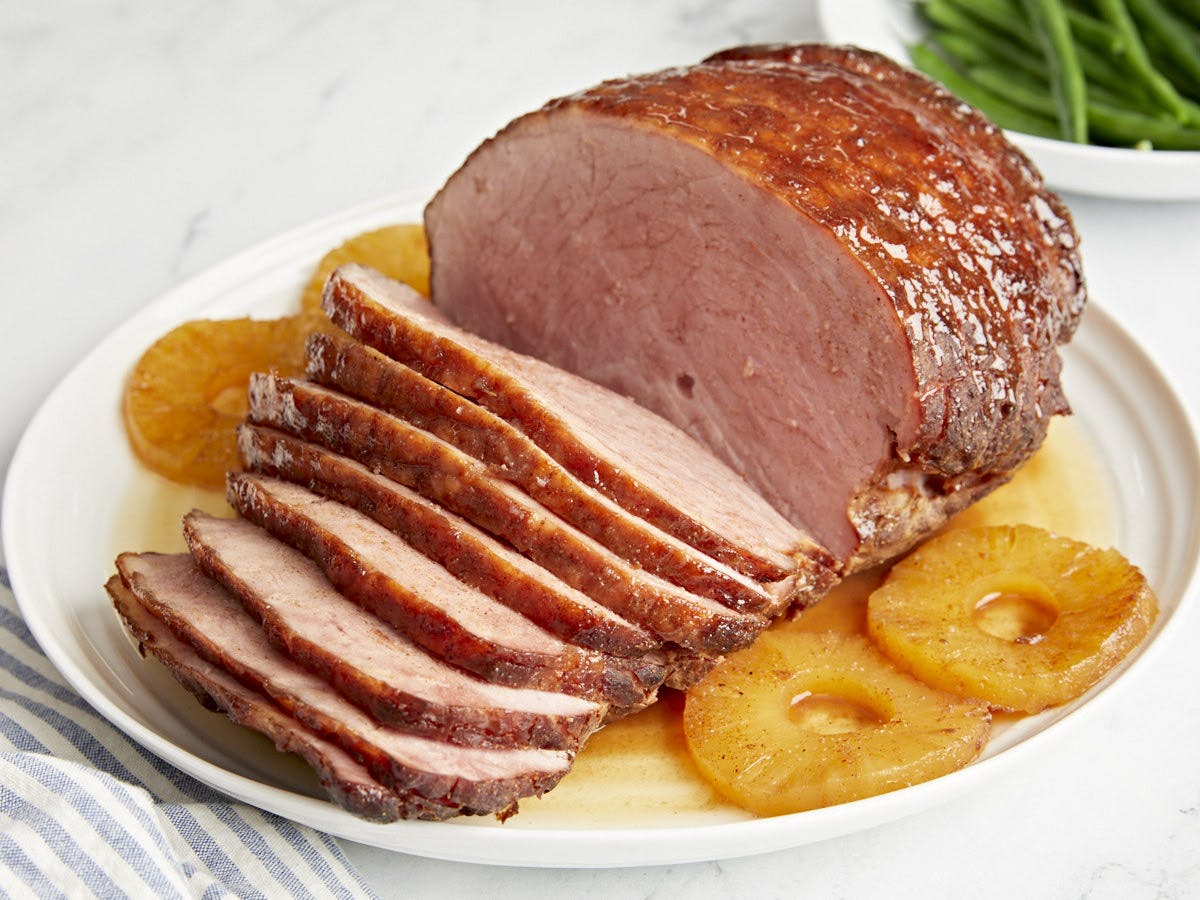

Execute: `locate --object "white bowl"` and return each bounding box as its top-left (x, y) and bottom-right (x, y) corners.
top-left (817, 0), bottom-right (1200, 201)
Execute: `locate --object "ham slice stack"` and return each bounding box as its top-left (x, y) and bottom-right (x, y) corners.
top-left (109, 44), bottom-right (1084, 822)
top-left (110, 263), bottom-right (836, 821)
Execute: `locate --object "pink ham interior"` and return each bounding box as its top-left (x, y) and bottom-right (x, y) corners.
top-left (428, 113), bottom-right (920, 559)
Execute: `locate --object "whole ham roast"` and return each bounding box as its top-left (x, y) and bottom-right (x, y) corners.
top-left (426, 43), bottom-right (1085, 570)
top-left (110, 45), bottom-right (1086, 820)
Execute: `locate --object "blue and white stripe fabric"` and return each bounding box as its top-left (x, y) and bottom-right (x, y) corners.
top-left (0, 565), bottom-right (378, 899)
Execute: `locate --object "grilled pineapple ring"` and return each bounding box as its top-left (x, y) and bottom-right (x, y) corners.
top-left (125, 223), bottom-right (428, 489)
top-left (123, 315), bottom-right (317, 488)
top-left (299, 223), bottom-right (429, 315)
top-left (683, 631), bottom-right (990, 816)
top-left (867, 525), bottom-right (1158, 713)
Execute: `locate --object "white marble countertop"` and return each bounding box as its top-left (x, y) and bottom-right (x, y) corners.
top-left (3, 2), bottom-right (1198, 897)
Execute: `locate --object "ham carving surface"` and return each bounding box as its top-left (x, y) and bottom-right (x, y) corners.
top-left (107, 44), bottom-right (1086, 822)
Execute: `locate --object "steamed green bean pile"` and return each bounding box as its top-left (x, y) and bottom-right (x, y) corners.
top-left (910, 0), bottom-right (1200, 149)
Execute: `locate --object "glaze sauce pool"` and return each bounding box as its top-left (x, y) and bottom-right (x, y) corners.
top-left (115, 416), bottom-right (1113, 827)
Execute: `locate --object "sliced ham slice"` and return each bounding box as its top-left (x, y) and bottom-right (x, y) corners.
top-left (322, 263), bottom-right (833, 585)
top-left (236, 423), bottom-right (658, 659)
top-left (304, 329), bottom-right (817, 614)
top-left (107, 575), bottom-right (421, 822)
top-left (182, 511), bottom-right (605, 748)
top-left (246, 375), bottom-right (764, 654)
top-left (112, 554), bottom-right (571, 818)
top-left (226, 472), bottom-right (658, 707)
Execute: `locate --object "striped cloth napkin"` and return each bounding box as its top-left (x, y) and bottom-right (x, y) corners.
top-left (0, 565), bottom-right (379, 900)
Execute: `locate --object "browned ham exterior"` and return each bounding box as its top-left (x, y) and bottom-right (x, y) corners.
top-left (424, 44), bottom-right (1085, 569)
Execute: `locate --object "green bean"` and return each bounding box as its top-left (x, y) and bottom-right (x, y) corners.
top-left (1087, 78), bottom-right (1162, 108)
top-left (970, 61), bottom-right (1155, 114)
top-left (913, 0), bottom-right (1200, 149)
top-left (1092, 0), bottom-right (1198, 122)
top-left (908, 42), bottom-right (1062, 137)
top-left (1065, 8), bottom-right (1127, 52)
top-left (1126, 0), bottom-right (1200, 88)
top-left (926, 14), bottom-right (1049, 76)
top-left (931, 31), bottom-right (998, 68)
top-left (1163, 0), bottom-right (1200, 26)
top-left (1072, 25), bottom-right (1147, 94)
top-left (1142, 28), bottom-right (1200, 99)
top-left (1089, 100), bottom-right (1200, 146)
top-left (920, 1), bottom-right (1008, 46)
top-left (937, 31), bottom-right (1075, 96)
top-left (1179, 14), bottom-right (1200, 48)
top-left (1023, 0), bottom-right (1089, 141)
top-left (942, 0), bottom-right (1028, 44)
top-left (923, 0), bottom-right (1140, 97)
top-left (969, 66), bottom-right (1065, 117)
top-left (942, 0), bottom-right (1123, 54)
top-left (969, 64), bottom-right (1200, 145)
top-left (970, 61), bottom-right (1148, 113)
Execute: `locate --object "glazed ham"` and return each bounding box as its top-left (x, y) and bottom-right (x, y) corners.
top-left (108, 44), bottom-right (1087, 823)
top-left (425, 44), bottom-right (1085, 569)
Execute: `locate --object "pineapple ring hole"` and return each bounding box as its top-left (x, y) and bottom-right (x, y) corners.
top-left (788, 691), bottom-right (887, 735)
top-left (973, 586), bottom-right (1059, 645)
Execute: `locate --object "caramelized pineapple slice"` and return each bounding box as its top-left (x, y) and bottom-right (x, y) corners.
top-left (300, 223), bottom-right (429, 316)
top-left (867, 525), bottom-right (1158, 713)
top-left (123, 315), bottom-right (313, 488)
top-left (683, 631), bottom-right (990, 816)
